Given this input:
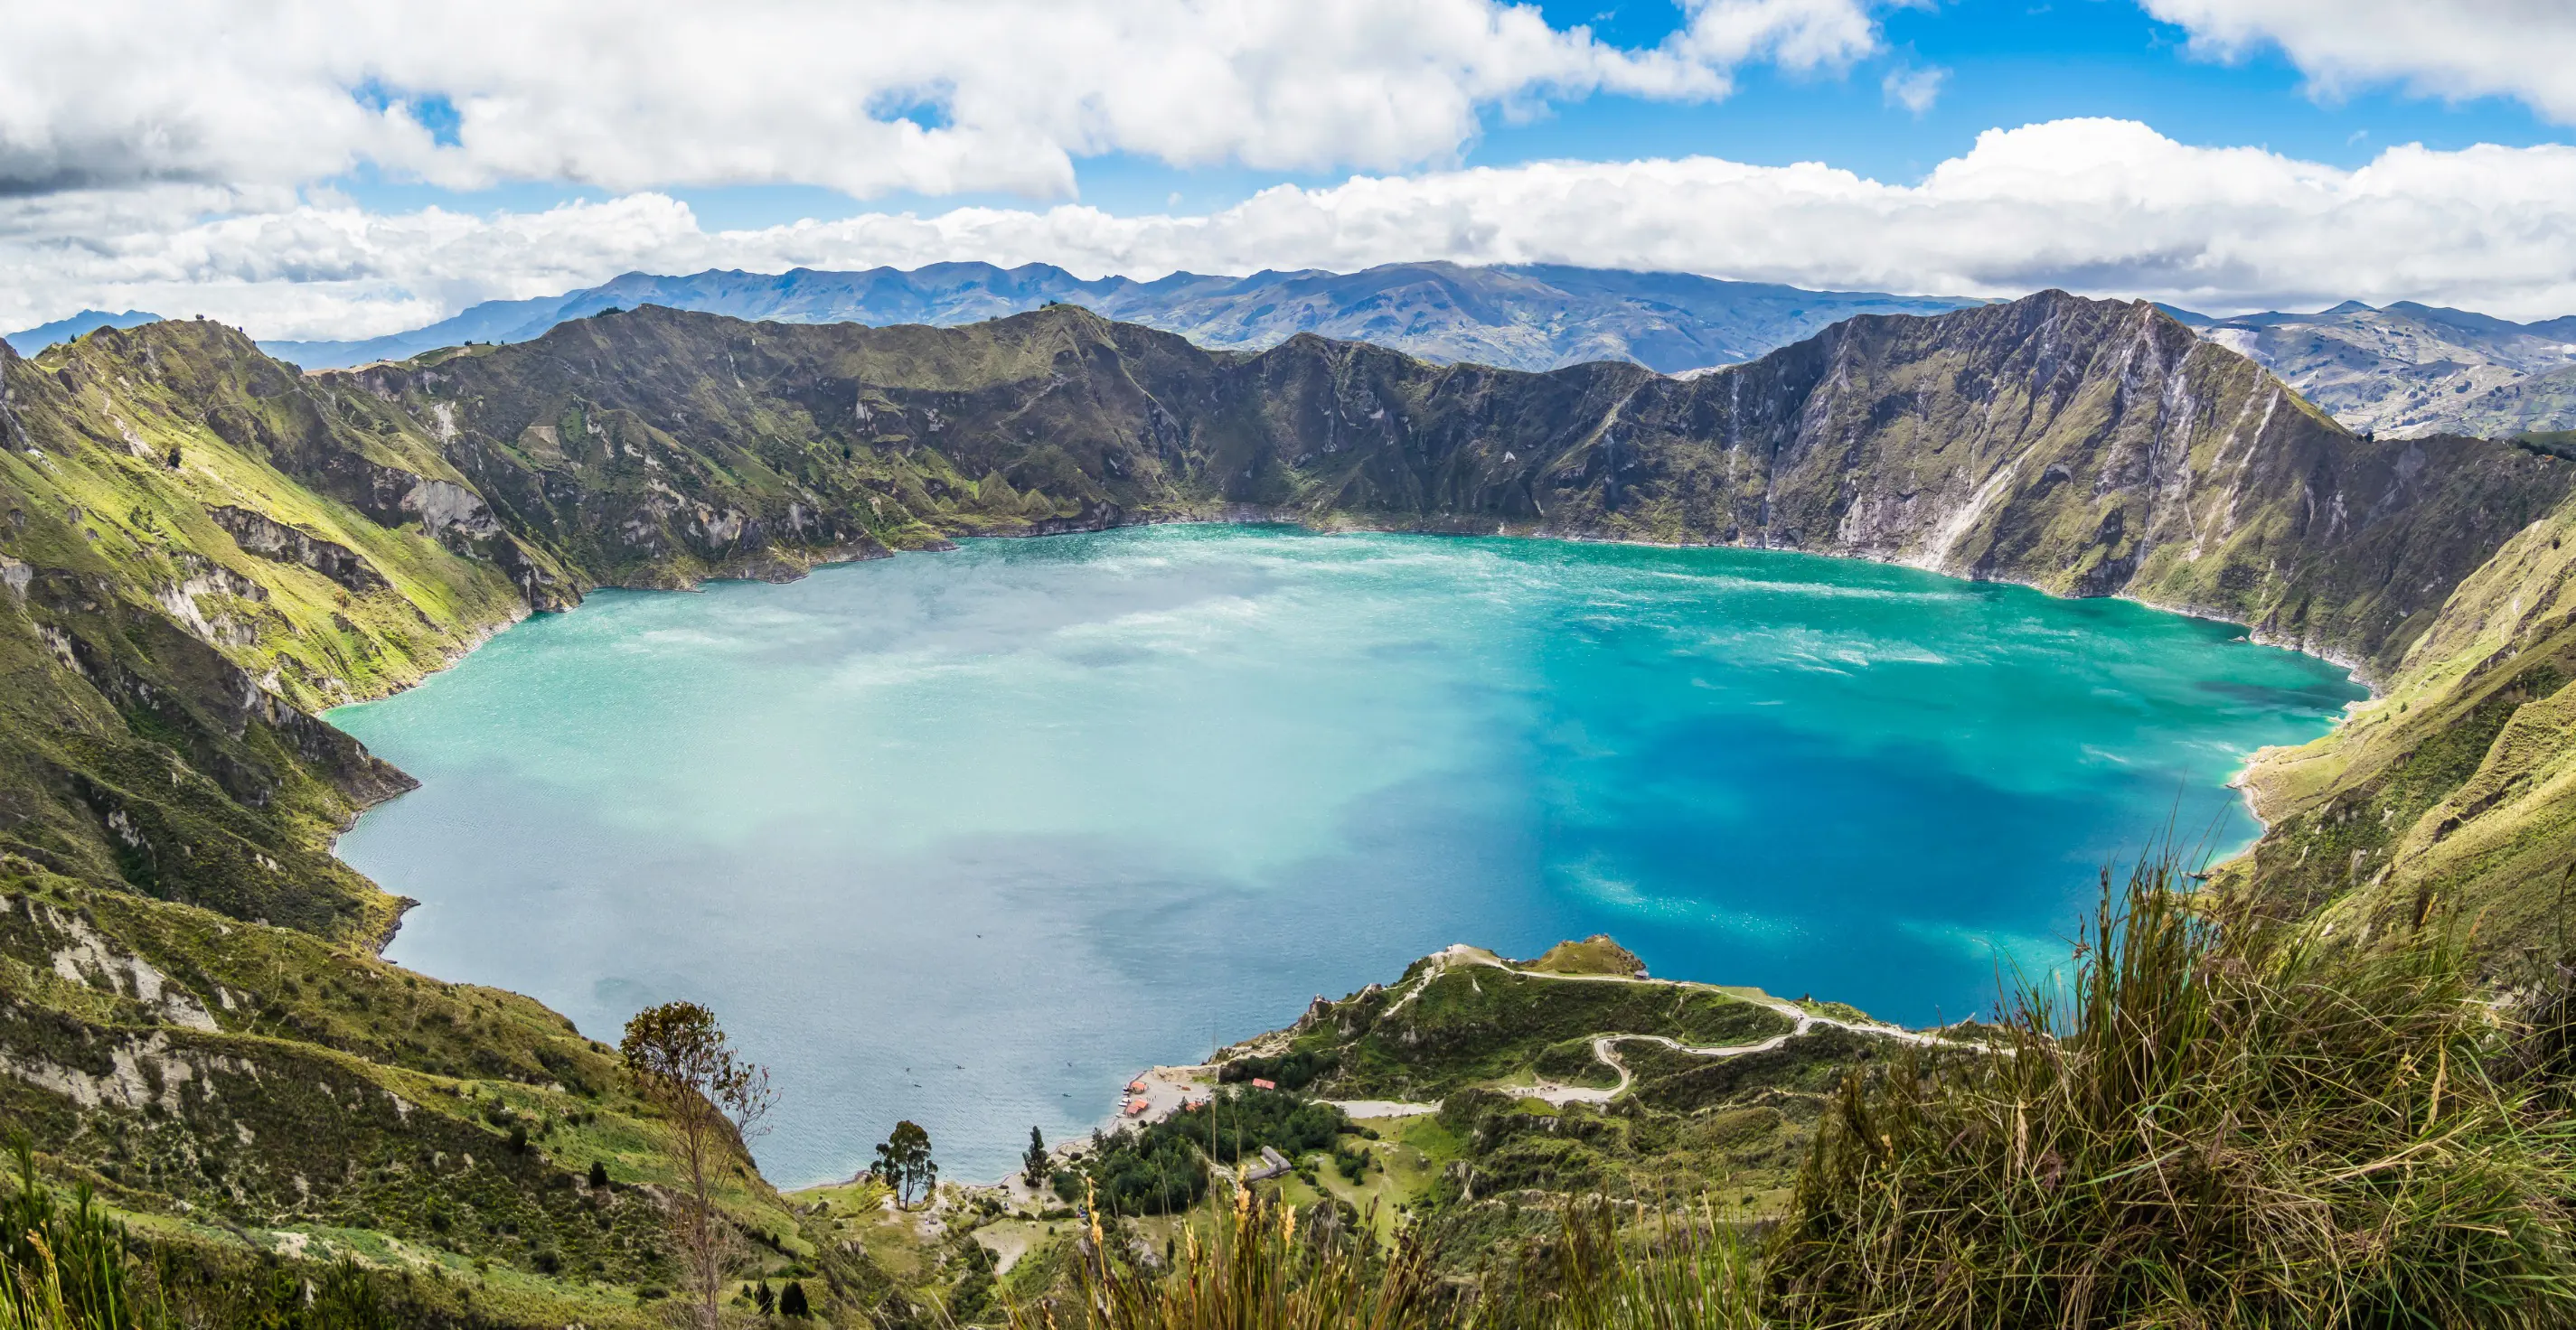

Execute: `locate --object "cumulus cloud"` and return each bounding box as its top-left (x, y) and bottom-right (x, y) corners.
top-left (0, 0), bottom-right (1888, 200)
top-left (2143, 0), bottom-right (2576, 122)
top-left (12, 119), bottom-right (2576, 339)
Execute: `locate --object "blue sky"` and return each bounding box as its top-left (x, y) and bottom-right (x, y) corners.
top-left (9, 0), bottom-right (2576, 335)
top-left (328, 0), bottom-right (2566, 230)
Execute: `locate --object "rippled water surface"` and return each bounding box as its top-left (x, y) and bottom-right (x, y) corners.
top-left (330, 526), bottom-right (2363, 1184)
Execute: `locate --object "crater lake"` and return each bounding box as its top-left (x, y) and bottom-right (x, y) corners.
top-left (328, 525), bottom-right (2364, 1184)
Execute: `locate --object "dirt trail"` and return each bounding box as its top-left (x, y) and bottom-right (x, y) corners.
top-left (1372, 945), bottom-right (1961, 1109)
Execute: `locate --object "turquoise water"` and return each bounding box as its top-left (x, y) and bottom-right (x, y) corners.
top-left (329, 525), bottom-right (2363, 1185)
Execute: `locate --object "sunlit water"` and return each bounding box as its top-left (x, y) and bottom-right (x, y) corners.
top-left (330, 525), bottom-right (2362, 1185)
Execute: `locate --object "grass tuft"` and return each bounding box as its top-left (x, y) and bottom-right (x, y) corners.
top-left (1769, 851), bottom-right (2576, 1328)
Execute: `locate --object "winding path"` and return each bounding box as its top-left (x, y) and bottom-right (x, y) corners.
top-left (1330, 944), bottom-right (1966, 1114)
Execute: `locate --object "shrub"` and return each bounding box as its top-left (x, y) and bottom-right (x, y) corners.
top-left (1217, 1050), bottom-right (1340, 1091)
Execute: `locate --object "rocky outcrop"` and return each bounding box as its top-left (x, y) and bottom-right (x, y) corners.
top-left (207, 505), bottom-right (387, 592)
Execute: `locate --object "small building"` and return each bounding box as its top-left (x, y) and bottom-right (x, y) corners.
top-left (1240, 1146), bottom-right (1293, 1183)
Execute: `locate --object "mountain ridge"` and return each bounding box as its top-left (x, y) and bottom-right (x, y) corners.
top-left (224, 264), bottom-right (2576, 445)
top-left (2196, 300), bottom-right (2576, 439)
top-left (3, 307), bottom-right (163, 355)
top-left (251, 260), bottom-right (1980, 376)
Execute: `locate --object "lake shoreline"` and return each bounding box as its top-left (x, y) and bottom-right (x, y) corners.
top-left (327, 524), bottom-right (2361, 1183)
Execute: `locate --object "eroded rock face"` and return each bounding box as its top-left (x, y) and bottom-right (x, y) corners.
top-left (206, 505), bottom-right (387, 593)
top-left (400, 477), bottom-right (499, 544)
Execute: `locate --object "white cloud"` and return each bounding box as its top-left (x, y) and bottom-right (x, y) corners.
top-left (1670, 0), bottom-right (1885, 71)
top-left (13, 119), bottom-right (2576, 339)
top-left (2142, 0), bottom-right (2576, 122)
top-left (1881, 64), bottom-right (1948, 116)
top-left (0, 0), bottom-right (1886, 200)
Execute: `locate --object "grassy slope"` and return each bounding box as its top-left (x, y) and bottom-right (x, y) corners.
top-left (0, 323), bottom-right (531, 940)
top-left (1522, 936), bottom-right (1647, 977)
top-left (2230, 487), bottom-right (2576, 969)
top-left (1199, 942), bottom-right (1940, 1249)
top-left (1282, 960), bottom-right (1796, 1099)
top-left (0, 326), bottom-right (884, 1324)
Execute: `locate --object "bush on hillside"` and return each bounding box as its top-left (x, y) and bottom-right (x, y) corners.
top-left (1067, 1089), bottom-right (1352, 1216)
top-left (1217, 1050), bottom-right (1340, 1091)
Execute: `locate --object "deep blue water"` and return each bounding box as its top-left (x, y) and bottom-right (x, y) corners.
top-left (329, 526), bottom-right (2363, 1184)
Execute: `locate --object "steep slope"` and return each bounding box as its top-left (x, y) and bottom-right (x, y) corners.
top-left (2196, 301), bottom-right (2576, 439)
top-left (2230, 487), bottom-right (2576, 967)
top-left (259, 261), bottom-right (1976, 375)
top-left (0, 325), bottom-right (881, 1325)
top-left (0, 321), bottom-right (541, 939)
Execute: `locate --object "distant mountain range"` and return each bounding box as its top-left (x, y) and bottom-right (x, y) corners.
top-left (245, 262), bottom-right (1980, 377)
top-left (2173, 301), bottom-right (2576, 439)
top-left (2, 307), bottom-right (160, 355)
top-left (14, 264), bottom-right (2576, 439)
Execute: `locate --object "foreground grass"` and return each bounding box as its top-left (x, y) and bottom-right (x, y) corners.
top-left (1775, 853), bottom-right (2576, 1326)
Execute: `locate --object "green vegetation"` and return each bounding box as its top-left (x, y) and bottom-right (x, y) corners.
top-left (1066, 1089), bottom-right (1353, 1216)
top-left (1775, 857), bottom-right (2576, 1325)
top-left (1217, 1050), bottom-right (1340, 1091)
top-left (1023, 1128), bottom-right (1050, 1185)
top-left (620, 1000), bottom-right (777, 1330)
top-left (1274, 957), bottom-right (1795, 1099)
top-left (876, 1121), bottom-right (939, 1210)
top-left (1017, 1189), bottom-right (1438, 1330)
top-left (2231, 486), bottom-right (2576, 974)
top-left (1002, 859), bottom-right (2576, 1330)
top-left (1522, 937), bottom-right (1645, 978)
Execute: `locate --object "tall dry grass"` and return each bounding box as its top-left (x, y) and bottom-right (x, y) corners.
top-left (1767, 854), bottom-right (2576, 1328)
top-left (1013, 1186), bottom-right (1438, 1330)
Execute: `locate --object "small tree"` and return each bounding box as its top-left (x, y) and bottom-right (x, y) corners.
top-left (1022, 1126), bottom-right (1049, 1187)
top-left (588, 1158), bottom-right (610, 1189)
top-left (875, 1120), bottom-right (937, 1209)
top-left (753, 1280), bottom-right (776, 1317)
top-left (622, 1001), bottom-right (776, 1330)
top-left (779, 1280), bottom-right (810, 1318)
